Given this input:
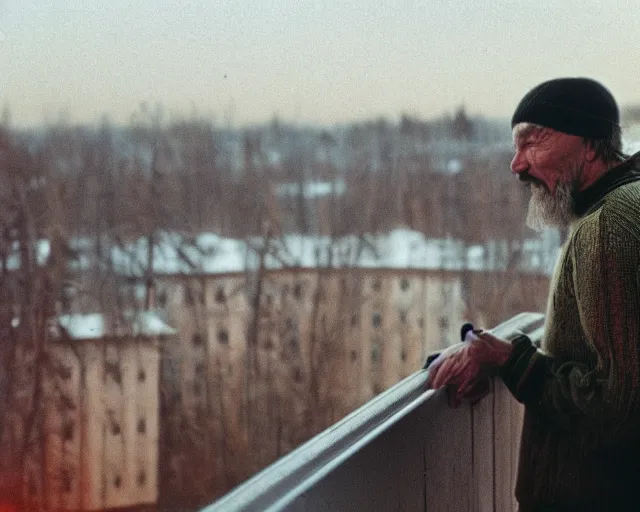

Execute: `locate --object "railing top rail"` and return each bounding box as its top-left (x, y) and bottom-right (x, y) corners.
top-left (202, 312), bottom-right (545, 512)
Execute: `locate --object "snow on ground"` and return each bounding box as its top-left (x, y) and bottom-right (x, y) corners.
top-left (103, 228), bottom-right (559, 276)
top-left (3, 229), bottom-right (560, 277)
top-left (275, 180), bottom-right (347, 198)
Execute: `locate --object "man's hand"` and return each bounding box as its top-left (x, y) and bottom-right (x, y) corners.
top-left (426, 331), bottom-right (513, 407)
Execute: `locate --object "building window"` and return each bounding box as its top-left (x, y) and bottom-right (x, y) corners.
top-left (193, 381), bottom-right (203, 396)
top-left (288, 337), bottom-right (299, 353)
top-left (105, 361), bottom-right (121, 385)
top-left (62, 470), bottom-right (72, 493)
top-left (138, 368), bottom-right (146, 382)
top-left (184, 286), bottom-right (194, 306)
top-left (192, 333), bottom-right (204, 347)
top-left (157, 289), bottom-right (167, 308)
top-left (418, 317), bottom-right (424, 328)
top-left (293, 282), bottom-right (303, 300)
top-left (350, 350), bottom-right (358, 362)
top-left (372, 313), bottom-right (382, 329)
top-left (215, 286), bottom-right (226, 304)
top-left (351, 314), bottom-right (358, 327)
top-left (137, 418), bottom-right (146, 434)
top-left (217, 328), bottom-right (229, 345)
top-left (195, 362), bottom-right (205, 378)
top-left (28, 474), bottom-right (37, 496)
top-left (441, 285), bottom-right (452, 303)
top-left (111, 422), bottom-right (121, 436)
top-left (401, 348), bottom-right (407, 362)
top-left (60, 284), bottom-right (75, 312)
top-left (438, 317), bottom-right (449, 330)
top-left (371, 342), bottom-right (380, 364)
top-left (293, 368), bottom-right (302, 382)
top-left (63, 421), bottom-right (74, 442)
top-left (400, 278), bottom-right (410, 291)
top-left (114, 475), bottom-right (122, 489)
top-left (399, 310), bottom-right (407, 324)
top-left (372, 279), bottom-right (381, 292)
top-left (137, 470), bottom-right (146, 487)
top-left (59, 364), bottom-right (72, 380)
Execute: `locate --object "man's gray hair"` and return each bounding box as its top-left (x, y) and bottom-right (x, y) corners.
top-left (582, 124), bottom-right (628, 165)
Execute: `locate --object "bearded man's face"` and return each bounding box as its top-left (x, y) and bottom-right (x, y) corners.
top-left (511, 123), bottom-right (586, 231)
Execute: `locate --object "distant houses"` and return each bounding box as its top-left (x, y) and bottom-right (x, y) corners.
top-left (2, 311), bottom-right (175, 512)
top-left (1, 222), bottom-right (557, 510)
top-left (107, 228), bottom-right (554, 505)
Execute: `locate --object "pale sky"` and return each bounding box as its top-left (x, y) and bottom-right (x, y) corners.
top-left (1, 0), bottom-right (639, 128)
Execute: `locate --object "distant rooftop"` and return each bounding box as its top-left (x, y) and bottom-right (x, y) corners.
top-left (57, 310), bottom-right (176, 340)
top-left (103, 228), bottom-right (561, 277)
top-left (3, 227), bottom-right (562, 278)
top-left (274, 180), bottom-right (346, 198)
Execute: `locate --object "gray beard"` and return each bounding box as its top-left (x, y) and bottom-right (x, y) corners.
top-left (525, 181), bottom-right (578, 232)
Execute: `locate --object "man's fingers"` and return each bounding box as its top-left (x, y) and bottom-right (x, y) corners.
top-left (430, 356), bottom-right (458, 389)
top-left (457, 365), bottom-right (487, 394)
top-left (458, 377), bottom-right (473, 397)
top-left (426, 356), bottom-right (445, 388)
top-left (426, 365), bottom-right (438, 389)
top-left (448, 358), bottom-right (476, 392)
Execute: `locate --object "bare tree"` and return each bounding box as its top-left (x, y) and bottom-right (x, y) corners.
top-left (0, 120), bottom-right (71, 510)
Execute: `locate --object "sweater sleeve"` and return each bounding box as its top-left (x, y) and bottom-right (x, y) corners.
top-left (500, 210), bottom-right (640, 439)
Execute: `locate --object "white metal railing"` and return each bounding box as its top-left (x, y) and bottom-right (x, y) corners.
top-left (202, 312), bottom-right (545, 512)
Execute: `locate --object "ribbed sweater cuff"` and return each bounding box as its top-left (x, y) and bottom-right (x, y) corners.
top-left (500, 334), bottom-right (547, 404)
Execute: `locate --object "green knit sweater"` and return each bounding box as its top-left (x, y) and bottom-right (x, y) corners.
top-left (500, 155), bottom-right (640, 511)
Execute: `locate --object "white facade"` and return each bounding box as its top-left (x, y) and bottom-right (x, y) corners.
top-left (40, 312), bottom-right (174, 511)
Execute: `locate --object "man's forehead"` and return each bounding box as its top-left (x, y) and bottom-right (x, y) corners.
top-left (512, 122), bottom-right (543, 141)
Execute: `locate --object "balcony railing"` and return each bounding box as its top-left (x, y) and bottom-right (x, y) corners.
top-left (202, 312), bottom-right (545, 512)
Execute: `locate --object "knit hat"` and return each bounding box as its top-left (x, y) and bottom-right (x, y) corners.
top-left (511, 78), bottom-right (619, 139)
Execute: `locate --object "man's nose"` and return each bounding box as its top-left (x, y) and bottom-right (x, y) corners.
top-left (510, 151), bottom-right (527, 175)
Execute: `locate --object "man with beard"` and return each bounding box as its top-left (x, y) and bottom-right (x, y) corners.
top-left (427, 77), bottom-right (640, 511)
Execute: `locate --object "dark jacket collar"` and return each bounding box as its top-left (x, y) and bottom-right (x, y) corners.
top-left (573, 151), bottom-right (640, 217)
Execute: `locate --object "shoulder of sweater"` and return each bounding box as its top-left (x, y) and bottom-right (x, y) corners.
top-left (571, 182), bottom-right (640, 245)
top-left (600, 181), bottom-right (640, 236)
top-left (600, 179), bottom-right (640, 208)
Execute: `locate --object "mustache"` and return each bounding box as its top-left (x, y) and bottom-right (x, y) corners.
top-left (518, 173), bottom-right (546, 187)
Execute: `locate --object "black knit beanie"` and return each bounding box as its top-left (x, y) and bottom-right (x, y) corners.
top-left (511, 78), bottom-right (619, 139)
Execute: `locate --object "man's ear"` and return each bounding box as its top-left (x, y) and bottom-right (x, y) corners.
top-left (583, 140), bottom-right (598, 163)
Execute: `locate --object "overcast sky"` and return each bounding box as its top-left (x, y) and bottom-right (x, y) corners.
top-left (1, 0), bottom-right (639, 127)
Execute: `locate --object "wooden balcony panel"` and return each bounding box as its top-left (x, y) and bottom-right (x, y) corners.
top-left (202, 312), bottom-right (544, 512)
